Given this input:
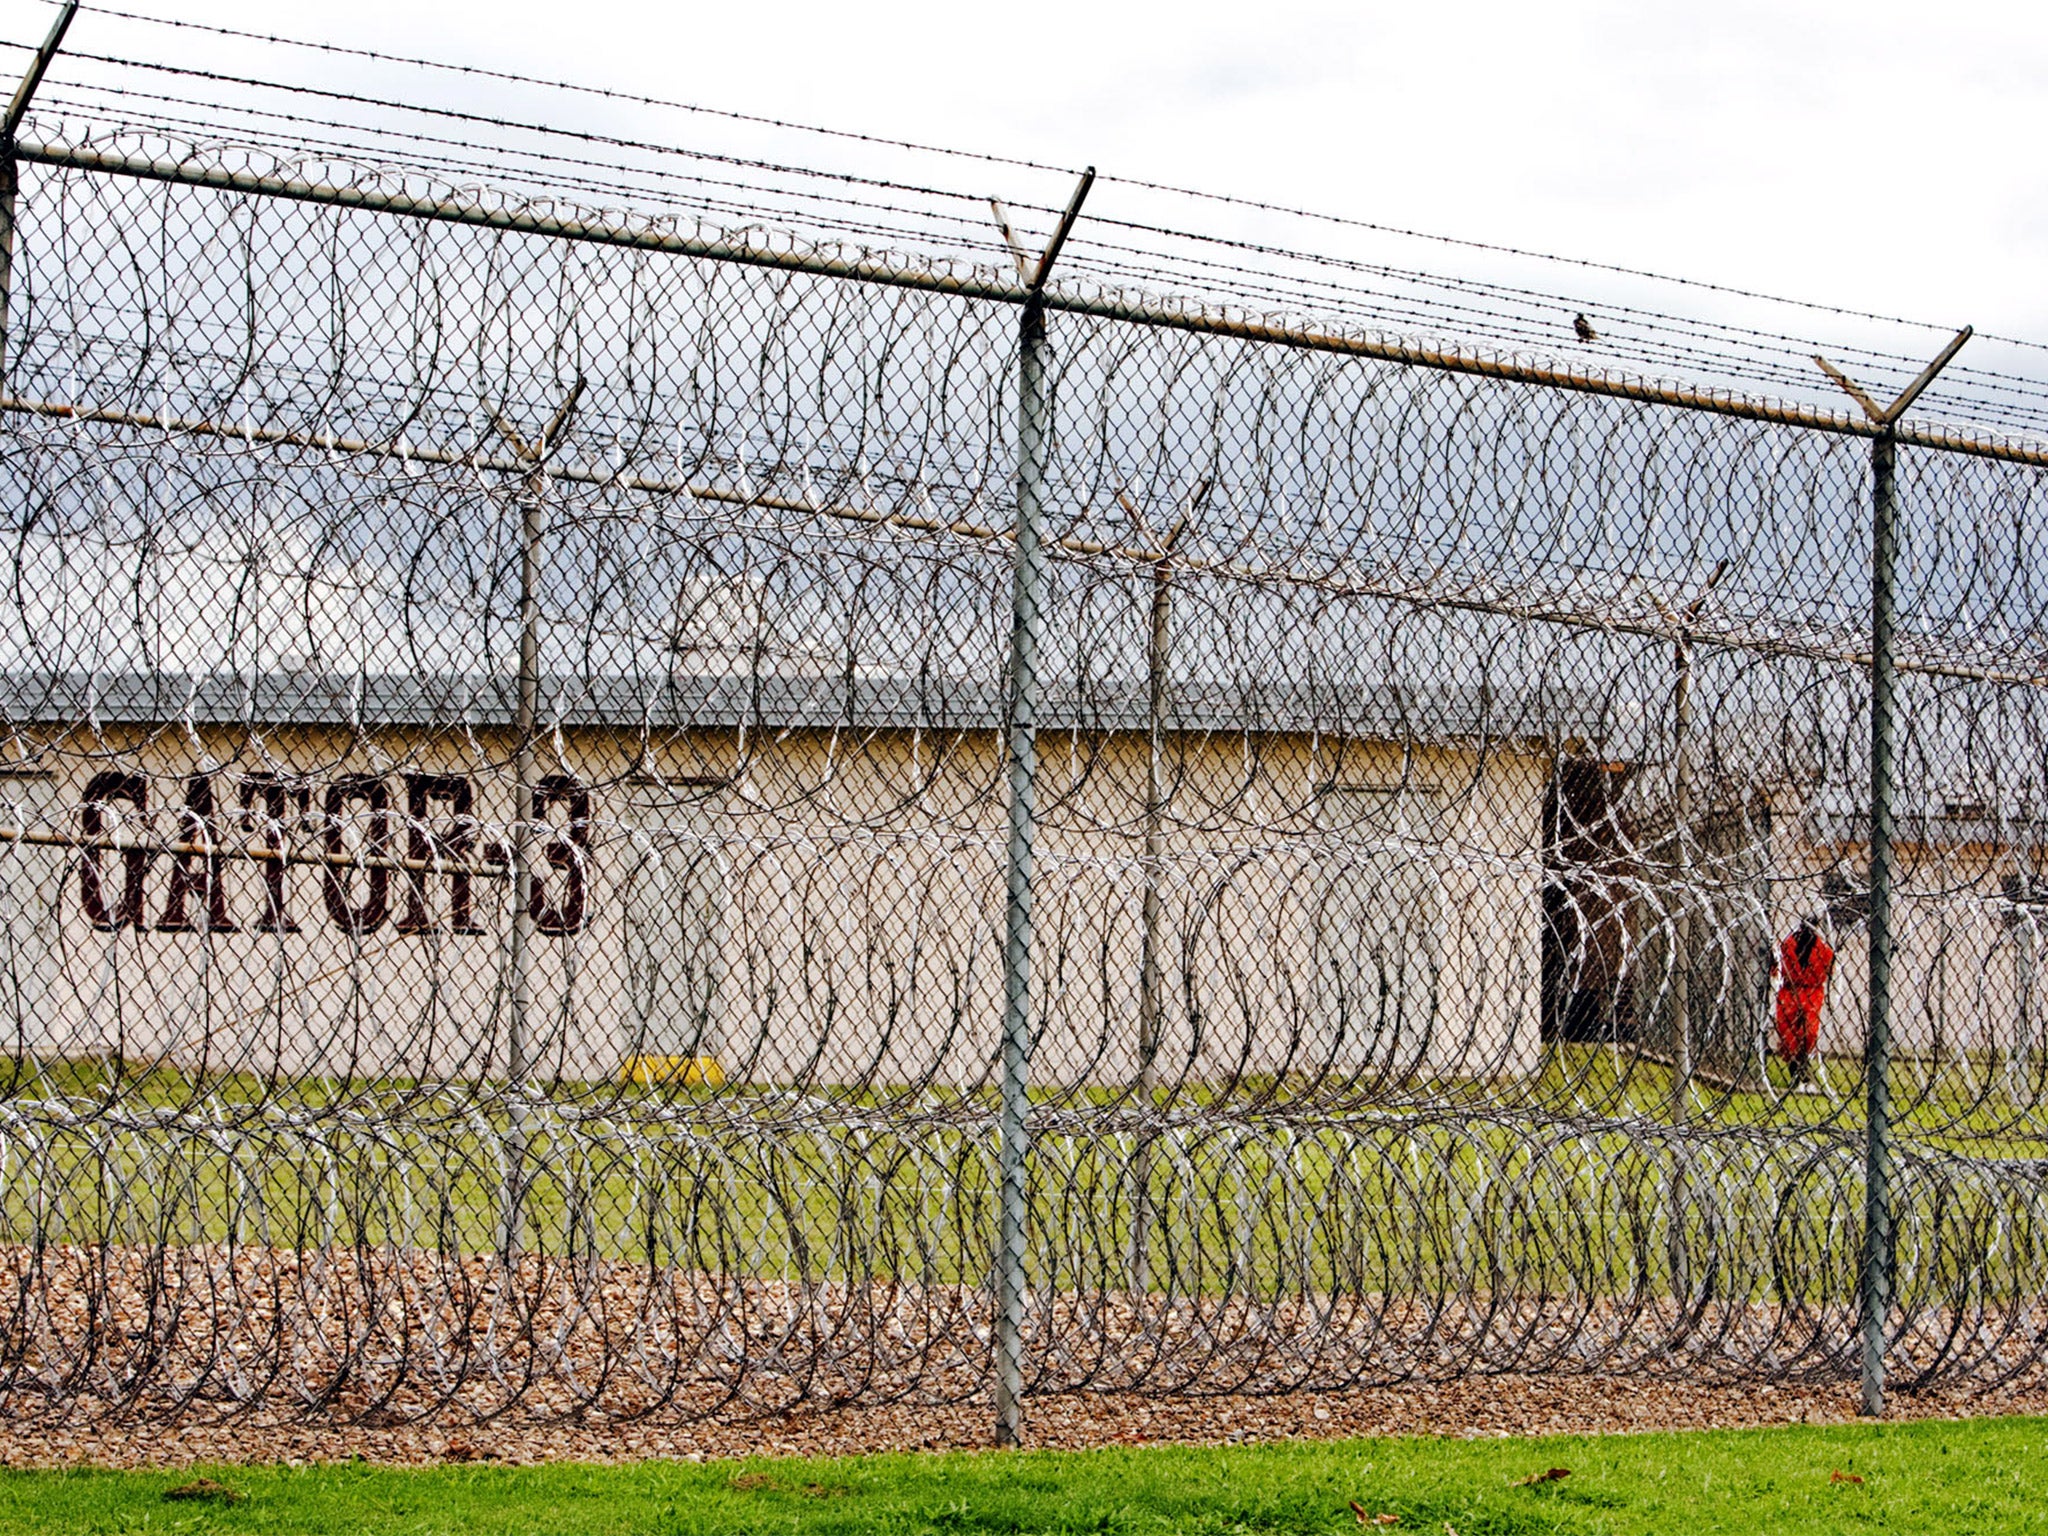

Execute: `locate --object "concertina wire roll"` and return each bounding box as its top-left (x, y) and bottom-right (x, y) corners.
top-left (0, 67), bottom-right (2046, 1426)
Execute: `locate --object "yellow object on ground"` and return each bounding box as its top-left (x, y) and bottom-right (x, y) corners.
top-left (621, 1054), bottom-right (726, 1088)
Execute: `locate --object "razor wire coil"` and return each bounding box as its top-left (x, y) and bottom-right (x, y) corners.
top-left (0, 28), bottom-right (2043, 1425)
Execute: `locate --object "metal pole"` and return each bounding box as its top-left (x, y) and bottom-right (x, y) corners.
top-left (485, 376), bottom-right (580, 1263)
top-left (0, 2), bottom-right (79, 380)
top-left (1814, 331), bottom-right (1966, 1420)
top-left (0, 156), bottom-right (17, 381)
top-left (1669, 634), bottom-right (1693, 1124)
top-left (501, 466), bottom-right (543, 1260)
top-left (1137, 536), bottom-right (1177, 1092)
top-left (1643, 560), bottom-right (1721, 1123)
top-left (992, 168), bottom-right (1092, 1449)
top-left (1662, 625), bottom-right (1696, 1309)
top-left (1859, 426), bottom-right (1899, 1416)
top-left (1131, 532), bottom-right (1175, 1296)
top-left (994, 292), bottom-right (1048, 1446)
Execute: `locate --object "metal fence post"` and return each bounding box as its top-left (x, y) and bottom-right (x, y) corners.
top-left (1130, 508), bottom-right (1187, 1298)
top-left (1813, 329), bottom-right (1968, 1419)
top-left (0, 3), bottom-right (79, 381)
top-left (501, 470), bottom-right (544, 1260)
top-left (1859, 425), bottom-right (1899, 1416)
top-left (1641, 563), bottom-right (1722, 1128)
top-left (1137, 540), bottom-right (1172, 1104)
top-left (1668, 621), bottom-right (1695, 1125)
top-left (0, 150), bottom-right (16, 382)
top-left (993, 170), bottom-right (1092, 1449)
top-left (994, 289), bottom-right (1047, 1448)
top-left (488, 377), bottom-right (583, 1261)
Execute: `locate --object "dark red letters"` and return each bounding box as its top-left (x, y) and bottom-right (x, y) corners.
top-left (321, 775), bottom-right (391, 935)
top-left (530, 774), bottom-right (591, 936)
top-left (158, 774), bottom-right (238, 933)
top-left (79, 771), bottom-right (148, 931)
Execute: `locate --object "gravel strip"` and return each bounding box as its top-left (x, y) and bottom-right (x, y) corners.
top-left (3, 1375), bottom-right (2046, 1469)
top-left (3, 1238), bottom-right (2043, 1467)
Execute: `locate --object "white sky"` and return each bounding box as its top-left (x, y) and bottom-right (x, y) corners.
top-left (242, 1), bottom-right (2048, 335)
top-left (3, 0), bottom-right (2043, 352)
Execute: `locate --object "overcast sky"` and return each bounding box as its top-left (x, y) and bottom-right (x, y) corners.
top-left (3, 0), bottom-right (2043, 350)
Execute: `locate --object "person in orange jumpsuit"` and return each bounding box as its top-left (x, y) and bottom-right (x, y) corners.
top-left (1774, 917), bottom-right (1834, 1083)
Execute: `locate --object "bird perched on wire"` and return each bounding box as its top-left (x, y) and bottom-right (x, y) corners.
top-left (1573, 313), bottom-right (1598, 343)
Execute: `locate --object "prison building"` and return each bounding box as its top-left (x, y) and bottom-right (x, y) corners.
top-left (0, 668), bottom-right (1606, 1092)
top-left (1534, 758), bottom-right (2048, 1076)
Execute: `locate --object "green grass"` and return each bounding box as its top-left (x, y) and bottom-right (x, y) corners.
top-left (2, 1417), bottom-right (2046, 1534)
top-left (14, 1042), bottom-right (2048, 1154)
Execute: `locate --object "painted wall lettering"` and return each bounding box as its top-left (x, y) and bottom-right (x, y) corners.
top-left (321, 775), bottom-right (391, 935)
top-left (158, 773), bottom-right (237, 933)
top-left (240, 773), bottom-right (308, 933)
top-left (398, 772), bottom-right (483, 935)
top-left (78, 771), bottom-right (148, 931)
top-left (68, 771), bottom-right (588, 939)
top-left (531, 774), bottom-right (591, 936)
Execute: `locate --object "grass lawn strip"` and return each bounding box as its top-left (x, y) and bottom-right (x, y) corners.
top-left (0, 1416), bottom-right (2042, 1535)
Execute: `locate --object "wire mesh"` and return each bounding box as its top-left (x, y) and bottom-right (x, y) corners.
top-left (0, 14), bottom-right (2046, 1428)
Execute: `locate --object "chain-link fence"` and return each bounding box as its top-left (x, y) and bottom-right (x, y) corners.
top-left (1, 3), bottom-right (2046, 1437)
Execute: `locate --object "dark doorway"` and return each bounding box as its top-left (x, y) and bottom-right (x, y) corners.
top-left (1542, 759), bottom-right (1637, 1042)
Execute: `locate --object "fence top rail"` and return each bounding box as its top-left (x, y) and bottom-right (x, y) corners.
top-left (14, 132), bottom-right (2048, 473)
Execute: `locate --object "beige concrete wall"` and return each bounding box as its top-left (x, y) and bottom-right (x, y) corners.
top-left (0, 723), bottom-right (1550, 1089)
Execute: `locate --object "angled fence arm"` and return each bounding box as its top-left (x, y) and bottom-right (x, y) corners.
top-left (0, 1), bottom-right (79, 380)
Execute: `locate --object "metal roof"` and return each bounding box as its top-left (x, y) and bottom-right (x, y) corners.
top-left (0, 668), bottom-right (1624, 743)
